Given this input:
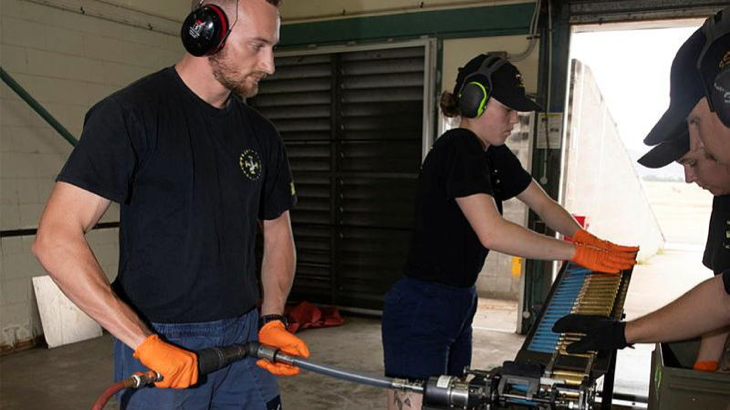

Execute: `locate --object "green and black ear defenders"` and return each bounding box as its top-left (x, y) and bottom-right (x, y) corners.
top-left (457, 54), bottom-right (509, 118)
top-left (698, 7), bottom-right (730, 128)
top-left (181, 0), bottom-right (237, 57)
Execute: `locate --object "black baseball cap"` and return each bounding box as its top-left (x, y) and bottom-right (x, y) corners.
top-left (453, 54), bottom-right (543, 112)
top-left (644, 29), bottom-right (706, 146)
top-left (637, 129), bottom-right (690, 168)
top-left (697, 7), bottom-right (730, 120)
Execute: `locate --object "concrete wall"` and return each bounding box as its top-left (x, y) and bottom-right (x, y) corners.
top-left (0, 0), bottom-right (184, 352)
top-left (562, 59), bottom-right (664, 259)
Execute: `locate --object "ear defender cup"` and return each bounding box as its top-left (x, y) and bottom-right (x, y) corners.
top-left (459, 82), bottom-right (490, 118)
top-left (457, 54), bottom-right (508, 118)
top-left (711, 68), bottom-right (730, 127)
top-left (181, 4), bottom-right (230, 57)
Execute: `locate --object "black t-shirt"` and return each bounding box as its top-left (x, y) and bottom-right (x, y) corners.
top-left (57, 67), bottom-right (296, 323)
top-left (404, 128), bottom-right (532, 288)
top-left (703, 195), bottom-right (730, 275)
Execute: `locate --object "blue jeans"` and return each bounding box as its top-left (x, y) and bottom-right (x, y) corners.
top-left (114, 309), bottom-right (281, 409)
top-left (382, 277), bottom-right (478, 380)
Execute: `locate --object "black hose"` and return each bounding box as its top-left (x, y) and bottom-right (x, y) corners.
top-left (91, 345), bottom-right (252, 410)
top-left (94, 341), bottom-right (423, 410)
top-left (196, 344), bottom-right (250, 375)
top-left (288, 356), bottom-right (396, 390)
top-left (252, 342), bottom-right (423, 393)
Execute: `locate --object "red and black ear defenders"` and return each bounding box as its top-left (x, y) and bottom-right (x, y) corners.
top-left (181, 0), bottom-right (234, 57)
top-left (698, 7), bottom-right (730, 128)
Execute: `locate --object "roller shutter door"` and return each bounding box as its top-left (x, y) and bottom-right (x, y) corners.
top-left (250, 42), bottom-right (434, 310)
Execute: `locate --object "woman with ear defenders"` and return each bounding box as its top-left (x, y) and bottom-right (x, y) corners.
top-left (381, 53), bottom-right (638, 410)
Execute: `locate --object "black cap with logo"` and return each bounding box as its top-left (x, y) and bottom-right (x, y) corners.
top-left (640, 6), bottom-right (730, 168)
top-left (643, 29), bottom-right (706, 148)
top-left (453, 54), bottom-right (543, 112)
top-left (697, 7), bottom-right (730, 126)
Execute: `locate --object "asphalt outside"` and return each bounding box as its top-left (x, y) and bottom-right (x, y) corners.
top-left (612, 180), bottom-right (716, 399)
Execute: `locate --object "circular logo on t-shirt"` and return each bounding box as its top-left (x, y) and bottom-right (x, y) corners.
top-left (239, 149), bottom-right (262, 181)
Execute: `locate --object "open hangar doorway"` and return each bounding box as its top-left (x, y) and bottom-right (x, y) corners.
top-left (553, 2), bottom-right (725, 404)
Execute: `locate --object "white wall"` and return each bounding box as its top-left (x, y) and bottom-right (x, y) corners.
top-left (0, 0), bottom-right (184, 351)
top-left (562, 59), bottom-right (664, 259)
top-left (99, 0), bottom-right (189, 21)
top-left (280, 0), bottom-right (528, 21)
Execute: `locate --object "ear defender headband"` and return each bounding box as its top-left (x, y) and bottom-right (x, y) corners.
top-left (181, 0), bottom-right (237, 57)
top-left (457, 54), bottom-right (508, 118)
top-left (698, 8), bottom-right (730, 127)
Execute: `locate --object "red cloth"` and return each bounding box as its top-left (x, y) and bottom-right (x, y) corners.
top-left (284, 301), bottom-right (344, 334)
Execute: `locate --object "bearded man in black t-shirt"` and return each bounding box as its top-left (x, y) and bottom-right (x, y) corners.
top-left (32, 0), bottom-right (308, 408)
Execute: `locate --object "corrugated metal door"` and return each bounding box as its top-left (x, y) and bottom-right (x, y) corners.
top-left (249, 42), bottom-right (434, 310)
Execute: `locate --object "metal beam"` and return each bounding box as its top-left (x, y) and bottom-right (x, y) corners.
top-left (567, 0), bottom-right (727, 24)
top-left (1, 67), bottom-right (78, 146)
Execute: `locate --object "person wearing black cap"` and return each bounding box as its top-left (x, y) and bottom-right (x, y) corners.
top-left (381, 53), bottom-right (638, 410)
top-left (639, 125), bottom-right (730, 371)
top-left (690, 8), bottom-right (730, 168)
top-left (639, 129), bottom-right (730, 198)
top-left (554, 7), bottom-right (730, 365)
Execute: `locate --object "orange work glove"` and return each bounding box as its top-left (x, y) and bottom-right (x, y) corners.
top-left (571, 243), bottom-right (636, 274)
top-left (133, 334), bottom-right (198, 389)
top-left (693, 360), bottom-right (718, 372)
top-left (257, 320), bottom-right (310, 376)
top-left (572, 229), bottom-right (639, 256)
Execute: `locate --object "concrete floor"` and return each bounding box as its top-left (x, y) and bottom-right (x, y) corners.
top-left (0, 276), bottom-right (686, 410)
top-left (0, 306), bottom-right (524, 410)
top-left (0, 250), bottom-right (713, 410)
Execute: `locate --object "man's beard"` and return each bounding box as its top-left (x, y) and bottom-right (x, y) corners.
top-left (209, 52), bottom-right (260, 98)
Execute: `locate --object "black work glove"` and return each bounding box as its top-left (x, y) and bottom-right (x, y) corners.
top-left (552, 314), bottom-right (628, 354)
